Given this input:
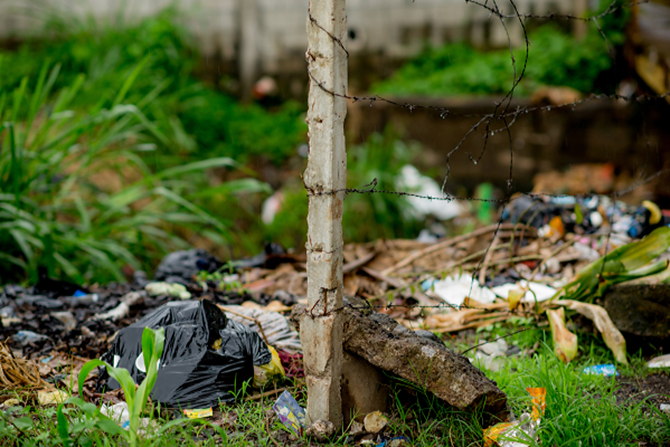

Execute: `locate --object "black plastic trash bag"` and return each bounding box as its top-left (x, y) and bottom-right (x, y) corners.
top-left (154, 249), bottom-right (223, 285)
top-left (101, 300), bottom-right (271, 408)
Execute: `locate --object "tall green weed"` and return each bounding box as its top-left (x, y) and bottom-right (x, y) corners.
top-left (0, 64), bottom-right (237, 284)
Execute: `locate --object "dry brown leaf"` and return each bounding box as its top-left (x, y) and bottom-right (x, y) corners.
top-left (546, 307), bottom-right (578, 363)
top-left (556, 299), bottom-right (628, 364)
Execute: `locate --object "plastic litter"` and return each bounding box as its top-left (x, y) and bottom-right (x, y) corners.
top-left (491, 281), bottom-right (557, 303)
top-left (37, 389), bottom-right (68, 406)
top-left (62, 293), bottom-right (99, 306)
top-left (101, 300), bottom-right (272, 408)
top-left (474, 339), bottom-right (510, 372)
top-left (100, 402), bottom-right (155, 434)
top-left (582, 364), bottom-right (619, 376)
top-left (144, 282), bottom-right (191, 300)
top-left (183, 408), bottom-right (213, 419)
top-left (501, 194), bottom-right (667, 239)
top-left (396, 165), bottom-right (463, 221)
top-left (12, 330), bottom-right (49, 346)
top-left (424, 274), bottom-right (497, 308)
top-left (253, 344), bottom-right (285, 388)
top-left (219, 305), bottom-right (302, 352)
top-left (100, 402), bottom-right (130, 429)
top-left (483, 387), bottom-right (546, 447)
top-left (94, 291), bottom-right (144, 321)
top-left (647, 354), bottom-right (670, 368)
top-left (272, 390), bottom-right (306, 436)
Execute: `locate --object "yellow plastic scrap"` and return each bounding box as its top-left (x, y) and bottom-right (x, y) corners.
top-left (506, 288), bottom-right (525, 310)
top-left (483, 387), bottom-right (546, 447)
top-left (483, 422), bottom-right (517, 447)
top-left (526, 387), bottom-right (546, 421)
top-left (183, 408), bottom-right (213, 419)
top-left (253, 345), bottom-right (285, 388)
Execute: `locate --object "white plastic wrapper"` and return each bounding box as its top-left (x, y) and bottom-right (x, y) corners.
top-left (221, 305), bottom-right (302, 353)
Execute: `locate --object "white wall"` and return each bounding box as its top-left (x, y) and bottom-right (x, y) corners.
top-left (0, 0), bottom-right (571, 75)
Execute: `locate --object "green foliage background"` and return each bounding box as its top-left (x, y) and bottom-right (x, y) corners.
top-left (374, 0), bottom-right (629, 97)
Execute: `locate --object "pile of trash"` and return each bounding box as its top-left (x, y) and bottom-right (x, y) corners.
top-left (1, 193), bottom-right (669, 443)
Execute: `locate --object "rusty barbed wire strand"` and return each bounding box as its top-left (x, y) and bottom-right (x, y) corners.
top-left (297, 0), bottom-right (670, 335)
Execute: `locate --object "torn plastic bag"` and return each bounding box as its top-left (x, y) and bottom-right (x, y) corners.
top-left (100, 300), bottom-right (271, 408)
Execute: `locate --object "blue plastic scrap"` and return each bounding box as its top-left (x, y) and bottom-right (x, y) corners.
top-left (582, 364), bottom-right (619, 377)
top-left (376, 436), bottom-right (411, 447)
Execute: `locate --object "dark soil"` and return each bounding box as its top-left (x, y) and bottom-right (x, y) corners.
top-left (615, 372), bottom-right (670, 411)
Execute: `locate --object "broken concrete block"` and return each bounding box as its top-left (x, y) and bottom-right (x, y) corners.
top-left (339, 298), bottom-right (507, 417)
top-left (293, 297), bottom-right (507, 418)
top-left (602, 284), bottom-right (670, 339)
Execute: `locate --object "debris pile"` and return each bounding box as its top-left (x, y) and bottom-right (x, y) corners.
top-left (1, 193), bottom-right (669, 441)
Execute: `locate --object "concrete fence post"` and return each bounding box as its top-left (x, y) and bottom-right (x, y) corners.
top-left (302, 0), bottom-right (348, 429)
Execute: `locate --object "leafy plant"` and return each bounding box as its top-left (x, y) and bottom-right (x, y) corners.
top-left (0, 11), bottom-right (307, 168)
top-left (0, 64), bottom-right (239, 284)
top-left (553, 226), bottom-right (670, 303)
top-left (75, 327), bottom-right (165, 447)
top-left (374, 3), bottom-right (628, 97)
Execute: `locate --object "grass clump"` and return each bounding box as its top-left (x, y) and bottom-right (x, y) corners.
top-left (374, 0), bottom-right (629, 97)
top-left (0, 62), bottom-right (239, 284)
top-left (480, 338), bottom-right (670, 446)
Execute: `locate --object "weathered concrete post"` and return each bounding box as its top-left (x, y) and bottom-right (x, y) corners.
top-left (302, 0), bottom-right (347, 429)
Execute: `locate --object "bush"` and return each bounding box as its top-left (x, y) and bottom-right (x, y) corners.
top-left (374, 5), bottom-right (629, 97)
top-left (0, 64), bottom-right (244, 284)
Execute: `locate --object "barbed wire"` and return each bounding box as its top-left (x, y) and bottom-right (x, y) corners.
top-left (300, 0), bottom-right (669, 340)
top-left (304, 169), bottom-right (670, 205)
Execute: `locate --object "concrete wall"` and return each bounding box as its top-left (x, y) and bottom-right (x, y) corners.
top-left (1, 0), bottom-right (571, 75)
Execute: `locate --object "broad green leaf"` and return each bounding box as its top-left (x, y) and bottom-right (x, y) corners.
top-left (13, 416), bottom-right (34, 430)
top-left (78, 359), bottom-right (106, 397)
top-left (554, 227), bottom-right (670, 302)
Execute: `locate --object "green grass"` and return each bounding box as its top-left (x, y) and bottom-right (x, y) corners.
top-left (2, 328), bottom-right (667, 446)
